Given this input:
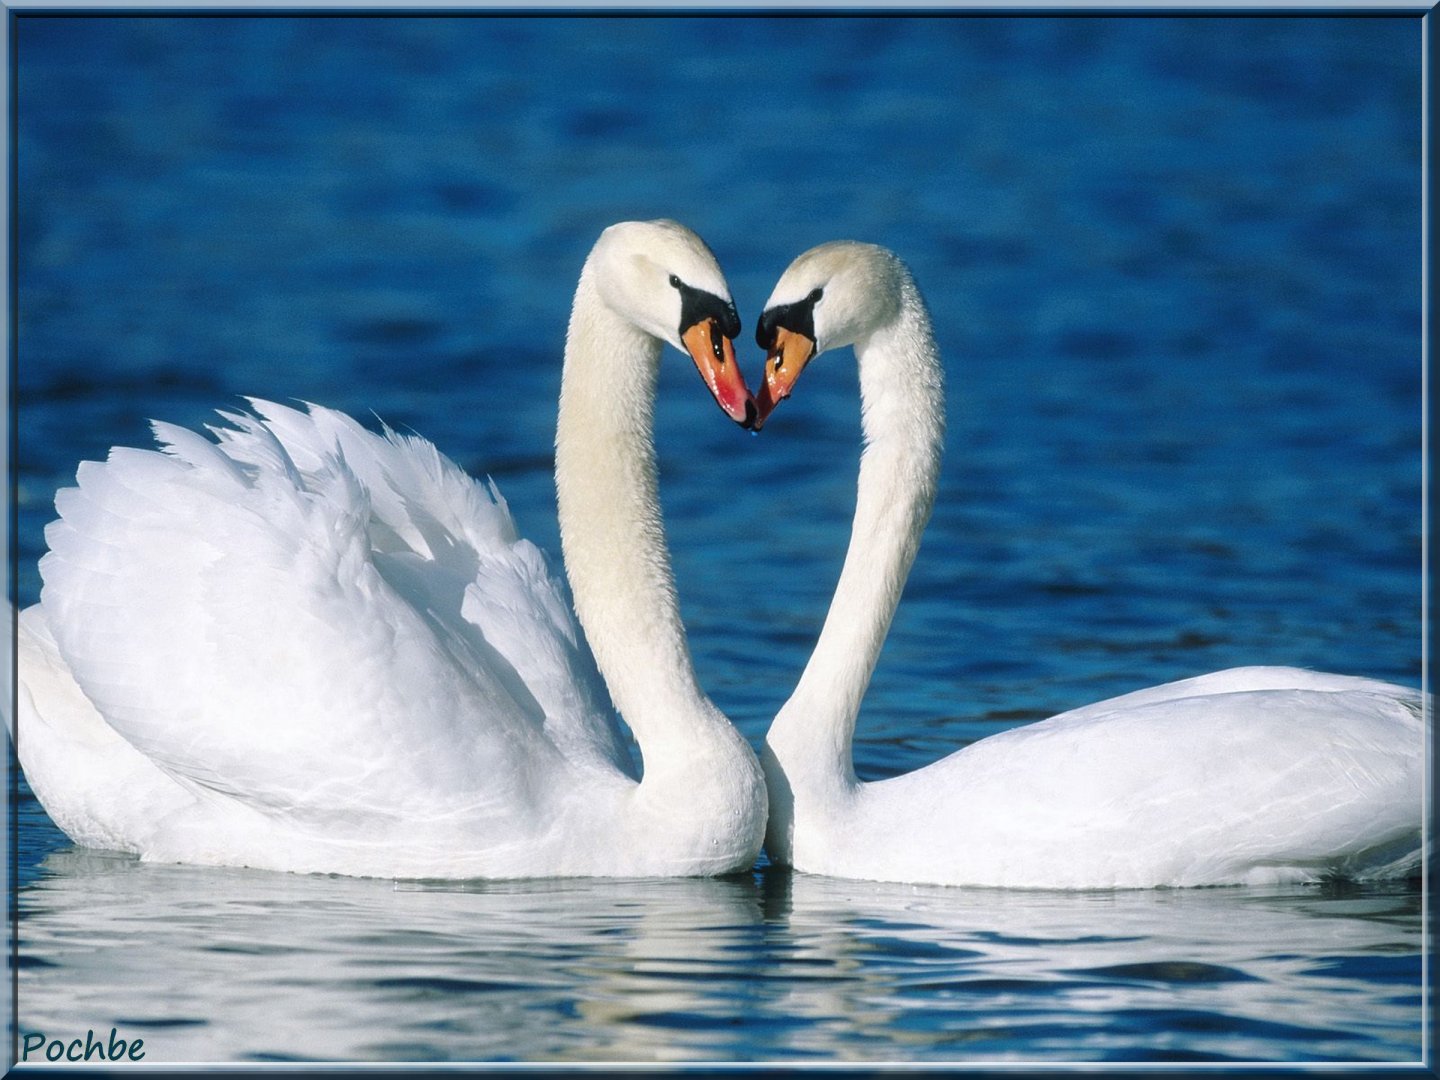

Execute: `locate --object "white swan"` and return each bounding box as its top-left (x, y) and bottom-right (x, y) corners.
top-left (15, 219), bottom-right (768, 879)
top-left (752, 240), bottom-right (1425, 889)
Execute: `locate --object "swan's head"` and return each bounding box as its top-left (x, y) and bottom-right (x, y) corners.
top-left (590, 219), bottom-right (755, 428)
top-left (753, 241), bottom-right (907, 428)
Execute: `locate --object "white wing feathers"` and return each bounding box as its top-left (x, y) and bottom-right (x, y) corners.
top-left (38, 401), bottom-right (634, 835)
top-left (244, 399), bottom-right (632, 774)
top-left (877, 673), bottom-right (1424, 886)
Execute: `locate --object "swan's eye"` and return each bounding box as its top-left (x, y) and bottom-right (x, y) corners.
top-left (669, 274), bottom-right (682, 289)
top-left (808, 288), bottom-right (824, 304)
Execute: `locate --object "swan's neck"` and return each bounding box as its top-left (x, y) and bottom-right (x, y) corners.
top-left (768, 280), bottom-right (944, 790)
top-left (554, 267), bottom-right (720, 769)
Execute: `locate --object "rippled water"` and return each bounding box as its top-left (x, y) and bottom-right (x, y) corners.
top-left (11, 13), bottom-right (1426, 1065)
top-left (15, 850), bottom-right (1424, 1064)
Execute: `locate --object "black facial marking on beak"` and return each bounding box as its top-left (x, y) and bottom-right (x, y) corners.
top-left (756, 287), bottom-right (823, 353)
top-left (672, 277), bottom-right (742, 345)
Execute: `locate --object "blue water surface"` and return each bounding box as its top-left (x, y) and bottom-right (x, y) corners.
top-left (11, 13), bottom-right (1425, 1065)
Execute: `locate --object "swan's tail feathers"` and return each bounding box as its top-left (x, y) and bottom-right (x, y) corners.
top-left (14, 605), bottom-right (192, 853)
top-left (1345, 690), bottom-right (1432, 884)
top-left (1273, 683), bottom-right (1427, 885)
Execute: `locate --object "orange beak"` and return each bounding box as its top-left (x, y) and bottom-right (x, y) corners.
top-left (754, 327), bottom-right (817, 430)
top-left (682, 318), bottom-right (756, 428)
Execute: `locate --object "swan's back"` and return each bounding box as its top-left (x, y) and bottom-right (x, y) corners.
top-left (849, 669), bottom-right (1425, 888)
top-left (30, 401), bottom-right (636, 874)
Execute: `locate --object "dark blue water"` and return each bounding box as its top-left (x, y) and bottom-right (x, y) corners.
top-left (12, 14), bottom-right (1425, 1064)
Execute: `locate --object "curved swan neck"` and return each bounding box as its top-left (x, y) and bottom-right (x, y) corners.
top-left (769, 275), bottom-right (945, 783)
top-left (555, 264), bottom-right (712, 759)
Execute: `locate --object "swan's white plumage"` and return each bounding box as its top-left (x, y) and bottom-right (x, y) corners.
top-left (17, 220), bottom-right (766, 879)
top-left (834, 671), bottom-right (1423, 888)
top-left (17, 605), bottom-right (195, 853)
top-left (761, 242), bottom-right (1426, 890)
top-left (32, 401), bottom-right (633, 876)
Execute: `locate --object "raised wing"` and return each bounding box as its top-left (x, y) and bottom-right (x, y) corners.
top-left (39, 402), bottom-right (634, 837)
top-left (235, 400), bottom-right (634, 776)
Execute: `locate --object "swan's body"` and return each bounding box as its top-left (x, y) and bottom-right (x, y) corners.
top-left (755, 241), bottom-right (1426, 889)
top-left (15, 220), bottom-right (767, 879)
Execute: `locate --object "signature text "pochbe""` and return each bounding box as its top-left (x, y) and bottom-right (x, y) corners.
top-left (22, 1028), bottom-right (146, 1062)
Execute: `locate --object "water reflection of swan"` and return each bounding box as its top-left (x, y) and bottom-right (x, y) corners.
top-left (753, 241), bottom-right (1424, 889)
top-left (14, 221), bottom-right (767, 880)
top-left (762, 870), bottom-right (1421, 1061)
top-left (18, 854), bottom-right (1418, 1062)
top-left (18, 851), bottom-right (767, 1062)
